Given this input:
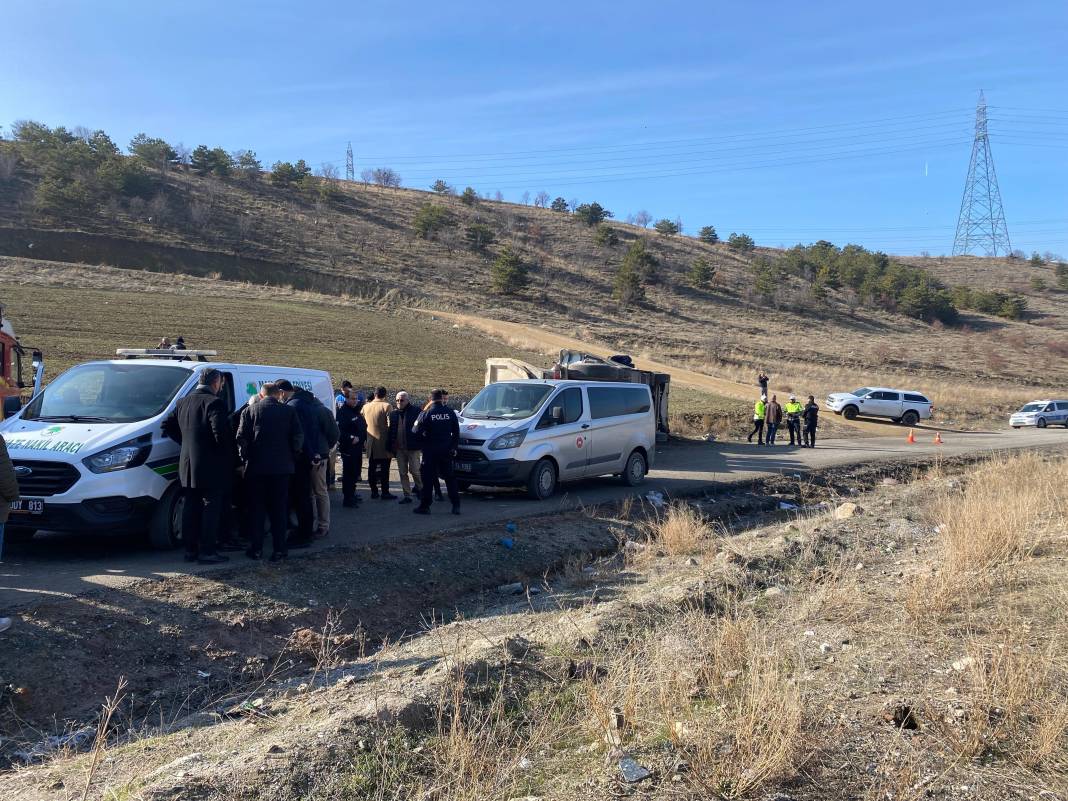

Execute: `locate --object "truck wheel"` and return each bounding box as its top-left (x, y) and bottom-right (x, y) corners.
top-left (526, 459), bottom-right (557, 500)
top-left (621, 450), bottom-right (647, 487)
top-left (1037, 417), bottom-right (1048, 429)
top-left (842, 405), bottom-right (859, 420)
top-left (149, 485), bottom-right (184, 550)
top-left (901, 410), bottom-right (920, 426)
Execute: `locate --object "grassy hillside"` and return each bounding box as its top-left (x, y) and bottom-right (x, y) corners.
top-left (2, 130), bottom-right (1066, 425)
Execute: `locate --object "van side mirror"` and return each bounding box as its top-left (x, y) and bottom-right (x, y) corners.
top-left (551, 406), bottom-right (563, 422)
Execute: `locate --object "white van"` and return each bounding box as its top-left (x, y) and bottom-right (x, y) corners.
top-left (454, 379), bottom-right (656, 499)
top-left (1010, 400), bottom-right (1068, 429)
top-left (0, 350), bottom-right (332, 548)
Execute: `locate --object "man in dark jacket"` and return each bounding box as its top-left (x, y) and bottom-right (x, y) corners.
top-left (236, 382), bottom-right (304, 561)
top-left (336, 392), bottom-right (367, 507)
top-left (312, 395), bottom-right (340, 537)
top-left (413, 389), bottom-right (460, 515)
top-left (388, 391), bottom-right (423, 504)
top-left (162, 369), bottom-right (233, 564)
top-left (0, 433), bottom-right (19, 633)
top-left (802, 395), bottom-right (819, 448)
top-left (277, 380), bottom-right (326, 547)
top-left (765, 394), bottom-right (783, 446)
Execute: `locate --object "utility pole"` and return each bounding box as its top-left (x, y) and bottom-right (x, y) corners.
top-left (345, 142), bottom-right (354, 182)
top-left (952, 91), bottom-right (1011, 256)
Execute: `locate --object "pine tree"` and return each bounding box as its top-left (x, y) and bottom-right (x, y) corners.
top-left (491, 245), bottom-right (528, 293)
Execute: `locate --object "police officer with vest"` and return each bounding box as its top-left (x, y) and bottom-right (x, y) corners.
top-left (412, 389), bottom-right (460, 515)
top-left (784, 394), bottom-right (804, 446)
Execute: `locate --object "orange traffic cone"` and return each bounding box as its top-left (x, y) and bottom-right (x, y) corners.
top-left (906, 429), bottom-right (916, 444)
top-left (934, 431), bottom-right (943, 445)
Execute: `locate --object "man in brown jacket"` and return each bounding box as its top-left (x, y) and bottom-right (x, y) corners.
top-left (0, 433), bottom-right (22, 633)
top-left (362, 386), bottom-right (396, 500)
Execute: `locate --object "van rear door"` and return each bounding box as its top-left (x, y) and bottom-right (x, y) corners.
top-left (585, 385), bottom-right (650, 475)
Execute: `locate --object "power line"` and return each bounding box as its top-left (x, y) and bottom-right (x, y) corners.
top-left (953, 92), bottom-right (1012, 257)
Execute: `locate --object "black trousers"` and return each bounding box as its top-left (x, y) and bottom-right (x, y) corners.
top-left (748, 419), bottom-right (765, 444)
top-left (340, 451), bottom-right (362, 501)
top-left (787, 419), bottom-right (801, 444)
top-left (291, 456), bottom-right (314, 540)
top-left (804, 424), bottom-right (817, 447)
top-left (249, 474), bottom-right (290, 555)
top-left (419, 450), bottom-right (459, 509)
top-left (182, 486), bottom-right (225, 557)
top-left (368, 457), bottom-right (391, 496)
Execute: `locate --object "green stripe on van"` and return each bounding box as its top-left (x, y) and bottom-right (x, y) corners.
top-left (152, 463), bottom-right (178, 478)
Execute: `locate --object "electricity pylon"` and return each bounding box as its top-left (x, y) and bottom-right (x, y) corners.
top-left (952, 91), bottom-right (1011, 256)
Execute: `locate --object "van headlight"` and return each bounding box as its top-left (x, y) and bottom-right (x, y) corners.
top-left (489, 429), bottom-right (528, 451)
top-left (83, 436), bottom-right (152, 473)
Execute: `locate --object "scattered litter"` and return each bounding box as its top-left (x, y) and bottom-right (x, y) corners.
top-left (702, 433), bottom-right (716, 442)
top-left (517, 757), bottom-right (532, 770)
top-left (499, 537), bottom-right (514, 549)
top-left (792, 473), bottom-right (802, 479)
top-left (497, 582), bottom-right (524, 595)
top-left (14, 726), bottom-right (96, 762)
top-left (197, 670), bottom-right (212, 678)
top-left (820, 642), bottom-right (833, 654)
top-left (804, 630), bottom-right (816, 637)
top-left (528, 585), bottom-right (542, 595)
top-left (951, 656), bottom-right (976, 672)
top-left (308, 599), bottom-right (318, 607)
top-left (619, 756), bottom-right (652, 783)
top-left (624, 540), bottom-right (647, 553)
top-left (777, 501), bottom-right (799, 511)
top-left (644, 490), bottom-right (665, 508)
top-left (504, 521), bottom-right (518, 534)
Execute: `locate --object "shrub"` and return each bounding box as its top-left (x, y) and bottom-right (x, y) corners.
top-left (360, 167), bottom-right (401, 187)
top-left (533, 190), bottom-right (549, 208)
top-left (1030, 251), bottom-right (1044, 266)
top-left (491, 245), bottom-right (528, 293)
top-left (233, 150), bottom-right (262, 180)
top-left (633, 209), bottom-right (651, 228)
top-left (190, 145), bottom-right (232, 177)
top-left (1056, 262), bottom-right (1068, 291)
top-left (465, 222), bottom-right (495, 251)
top-left (654, 218), bottom-right (679, 236)
top-left (574, 201), bottom-right (612, 226)
top-left (550, 197), bottom-right (569, 212)
top-left (689, 257), bottom-right (716, 288)
top-left (460, 186), bottom-right (478, 206)
top-left (413, 202), bottom-right (451, 239)
top-left (1031, 276), bottom-right (1047, 291)
top-left (271, 160), bottom-right (311, 186)
top-left (431, 179), bottom-right (454, 195)
top-left (128, 133), bottom-right (176, 172)
top-left (614, 259), bottom-right (643, 308)
top-left (698, 225), bottom-right (719, 244)
top-left (727, 232), bottom-right (756, 252)
top-left (750, 256), bottom-right (781, 301)
top-left (593, 223), bottom-right (618, 247)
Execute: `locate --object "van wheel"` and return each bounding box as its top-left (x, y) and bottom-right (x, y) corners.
top-left (526, 459), bottom-right (557, 500)
top-left (1037, 417), bottom-right (1048, 429)
top-left (149, 484), bottom-right (184, 550)
top-left (842, 406), bottom-right (859, 420)
top-left (901, 410), bottom-right (920, 426)
top-left (621, 450), bottom-right (647, 487)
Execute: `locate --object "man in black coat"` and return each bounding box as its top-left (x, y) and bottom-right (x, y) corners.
top-left (236, 382), bottom-right (304, 561)
top-left (336, 392), bottom-right (367, 508)
top-left (277, 380), bottom-right (326, 547)
top-left (412, 389), bottom-right (460, 515)
top-left (387, 391), bottom-right (423, 504)
top-left (802, 395), bottom-right (820, 448)
top-left (162, 368), bottom-right (233, 564)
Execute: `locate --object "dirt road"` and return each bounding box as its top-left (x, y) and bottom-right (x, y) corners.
top-left (1, 427), bottom-right (1063, 608)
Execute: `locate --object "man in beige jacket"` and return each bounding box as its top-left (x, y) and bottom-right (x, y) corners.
top-left (361, 386), bottom-right (396, 499)
top-left (0, 433), bottom-right (22, 633)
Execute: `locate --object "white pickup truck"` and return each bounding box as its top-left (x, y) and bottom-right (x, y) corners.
top-left (825, 387), bottom-right (933, 426)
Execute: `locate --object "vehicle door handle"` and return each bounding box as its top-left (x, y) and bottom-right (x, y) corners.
top-left (581, 424), bottom-right (590, 429)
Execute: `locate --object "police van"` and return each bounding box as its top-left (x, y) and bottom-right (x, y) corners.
top-left (454, 379), bottom-right (656, 499)
top-left (0, 349), bottom-right (332, 548)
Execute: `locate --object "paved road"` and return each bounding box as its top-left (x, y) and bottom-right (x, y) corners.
top-left (1, 428), bottom-right (1064, 608)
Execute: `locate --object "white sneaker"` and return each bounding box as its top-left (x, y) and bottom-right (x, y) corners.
top-left (0, 617), bottom-right (11, 634)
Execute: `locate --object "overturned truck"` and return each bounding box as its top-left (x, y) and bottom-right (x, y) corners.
top-left (486, 350), bottom-right (670, 442)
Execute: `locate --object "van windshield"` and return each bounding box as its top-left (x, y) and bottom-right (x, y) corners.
top-left (22, 363), bottom-right (192, 424)
top-left (463, 383), bottom-right (553, 420)
top-left (1019, 403), bottom-right (1043, 413)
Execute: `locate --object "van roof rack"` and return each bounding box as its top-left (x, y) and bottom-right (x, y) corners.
top-left (116, 348), bottom-right (217, 362)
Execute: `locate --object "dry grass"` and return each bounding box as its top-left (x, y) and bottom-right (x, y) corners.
top-left (644, 502), bottom-right (719, 556)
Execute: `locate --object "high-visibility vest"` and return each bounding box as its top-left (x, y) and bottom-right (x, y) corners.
top-left (754, 400), bottom-right (766, 420)
top-left (785, 401), bottom-right (803, 416)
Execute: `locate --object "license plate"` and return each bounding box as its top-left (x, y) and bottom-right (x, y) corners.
top-left (10, 498), bottom-right (44, 515)
top-left (454, 462), bottom-right (472, 473)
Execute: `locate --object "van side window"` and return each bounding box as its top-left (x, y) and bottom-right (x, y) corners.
top-left (1057, 402), bottom-right (1068, 411)
top-left (537, 387), bottom-right (582, 428)
top-left (588, 386), bottom-right (651, 419)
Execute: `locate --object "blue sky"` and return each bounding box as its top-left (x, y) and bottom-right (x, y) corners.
top-left (3, 0), bottom-right (1066, 256)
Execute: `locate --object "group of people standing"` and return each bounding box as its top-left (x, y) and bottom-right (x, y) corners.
top-left (163, 373), bottom-right (461, 565)
top-left (749, 372), bottom-right (819, 447)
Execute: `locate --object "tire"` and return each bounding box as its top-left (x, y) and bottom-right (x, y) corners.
top-left (1037, 417), bottom-right (1048, 429)
top-left (842, 405), bottom-right (859, 421)
top-left (1012, 426), bottom-right (1020, 429)
top-left (526, 459), bottom-right (557, 500)
top-left (148, 484), bottom-right (184, 550)
top-left (901, 410), bottom-right (920, 426)
top-left (5, 527), bottom-right (37, 544)
top-left (621, 450), bottom-right (647, 487)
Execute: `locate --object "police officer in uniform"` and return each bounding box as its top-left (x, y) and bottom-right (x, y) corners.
top-left (784, 394), bottom-right (804, 446)
top-left (413, 389), bottom-right (460, 515)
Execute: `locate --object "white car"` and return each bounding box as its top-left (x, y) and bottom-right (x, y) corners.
top-left (1010, 400), bottom-right (1068, 429)
top-left (455, 379), bottom-right (656, 499)
top-left (825, 387), bottom-right (933, 426)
